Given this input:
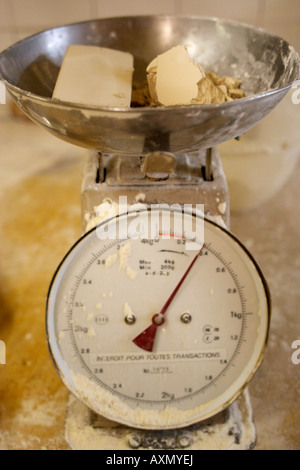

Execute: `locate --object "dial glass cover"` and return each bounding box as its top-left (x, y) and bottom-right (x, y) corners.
top-left (46, 209), bottom-right (270, 429)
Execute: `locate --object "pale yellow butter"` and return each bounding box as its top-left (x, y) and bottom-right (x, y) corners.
top-left (146, 45), bottom-right (205, 106)
top-left (52, 45), bottom-right (134, 108)
top-left (146, 45), bottom-right (244, 106)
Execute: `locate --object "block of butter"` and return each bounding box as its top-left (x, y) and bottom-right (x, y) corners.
top-left (146, 45), bottom-right (205, 106)
top-left (146, 45), bottom-right (244, 106)
top-left (52, 45), bottom-right (134, 108)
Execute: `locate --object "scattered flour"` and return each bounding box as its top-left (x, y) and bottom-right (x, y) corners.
top-left (126, 266), bottom-right (137, 280)
top-left (105, 253), bottom-right (118, 268)
top-left (13, 399), bottom-right (59, 427)
top-left (65, 389), bottom-right (256, 450)
top-left (119, 243), bottom-right (131, 271)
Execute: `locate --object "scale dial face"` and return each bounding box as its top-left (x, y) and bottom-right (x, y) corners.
top-left (46, 209), bottom-right (270, 430)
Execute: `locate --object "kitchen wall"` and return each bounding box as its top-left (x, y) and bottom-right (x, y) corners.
top-left (0, 0), bottom-right (299, 53)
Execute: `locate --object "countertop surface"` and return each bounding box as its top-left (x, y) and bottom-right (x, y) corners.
top-left (0, 101), bottom-right (299, 450)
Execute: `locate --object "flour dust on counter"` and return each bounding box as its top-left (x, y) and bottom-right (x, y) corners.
top-left (230, 161), bottom-right (300, 450)
top-left (0, 145), bottom-right (83, 449)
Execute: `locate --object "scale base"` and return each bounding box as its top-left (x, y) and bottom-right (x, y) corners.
top-left (65, 390), bottom-right (256, 450)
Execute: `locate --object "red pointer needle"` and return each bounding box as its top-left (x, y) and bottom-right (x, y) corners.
top-left (132, 247), bottom-right (203, 352)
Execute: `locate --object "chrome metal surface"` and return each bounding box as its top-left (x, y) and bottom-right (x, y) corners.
top-left (0, 16), bottom-right (298, 155)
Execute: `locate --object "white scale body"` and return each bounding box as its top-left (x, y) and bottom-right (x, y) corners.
top-left (46, 149), bottom-right (270, 450)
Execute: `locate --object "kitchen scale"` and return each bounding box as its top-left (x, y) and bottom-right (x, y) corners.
top-left (0, 16), bottom-right (298, 451)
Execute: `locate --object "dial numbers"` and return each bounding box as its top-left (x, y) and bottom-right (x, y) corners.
top-left (47, 210), bottom-right (269, 429)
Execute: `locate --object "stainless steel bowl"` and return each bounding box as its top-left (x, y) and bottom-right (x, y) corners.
top-left (0, 16), bottom-right (298, 155)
